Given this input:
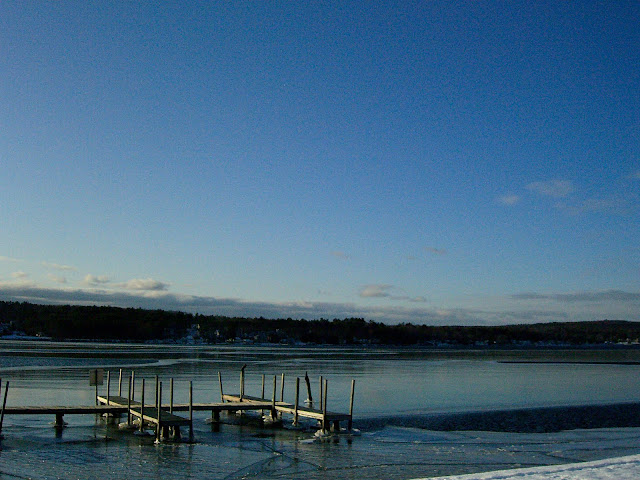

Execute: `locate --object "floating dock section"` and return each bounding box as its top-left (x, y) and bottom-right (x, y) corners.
top-left (0, 370), bottom-right (355, 442)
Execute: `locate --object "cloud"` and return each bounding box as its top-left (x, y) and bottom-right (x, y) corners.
top-left (424, 247), bottom-right (448, 256)
top-left (47, 274), bottom-right (67, 284)
top-left (330, 251), bottom-right (349, 260)
top-left (0, 256), bottom-right (21, 263)
top-left (84, 274), bottom-right (111, 286)
top-left (358, 284), bottom-right (427, 303)
top-left (359, 284), bottom-right (394, 298)
top-left (556, 198), bottom-right (631, 215)
top-left (11, 271), bottom-right (28, 279)
top-left (41, 262), bottom-right (77, 272)
top-left (0, 282), bottom-right (634, 325)
top-left (497, 194), bottom-right (520, 205)
top-left (0, 282), bottom-right (467, 325)
top-left (527, 179), bottom-right (575, 198)
top-left (114, 278), bottom-right (169, 291)
top-left (511, 289), bottom-right (640, 303)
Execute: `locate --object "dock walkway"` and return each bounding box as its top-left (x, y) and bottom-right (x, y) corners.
top-left (0, 369), bottom-right (355, 442)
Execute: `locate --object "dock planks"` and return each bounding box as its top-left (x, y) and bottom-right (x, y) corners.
top-left (0, 369), bottom-right (355, 441)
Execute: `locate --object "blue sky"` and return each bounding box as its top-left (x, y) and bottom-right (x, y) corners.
top-left (1, 1), bottom-right (638, 325)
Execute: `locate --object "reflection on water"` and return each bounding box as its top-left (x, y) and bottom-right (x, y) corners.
top-left (2, 341), bottom-right (640, 479)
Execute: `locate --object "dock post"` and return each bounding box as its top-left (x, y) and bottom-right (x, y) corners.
top-left (218, 372), bottom-right (224, 403)
top-left (304, 372), bottom-right (313, 407)
top-left (271, 375), bottom-right (277, 420)
top-left (139, 378), bottom-right (145, 433)
top-left (95, 371), bottom-right (99, 406)
top-left (155, 376), bottom-right (159, 410)
top-left (280, 373), bottom-right (285, 402)
top-left (261, 374), bottom-right (266, 416)
top-left (240, 365), bottom-right (246, 400)
top-left (319, 376), bottom-right (323, 412)
top-left (0, 380), bottom-right (8, 436)
top-left (127, 374), bottom-right (132, 426)
top-left (322, 379), bottom-right (328, 432)
top-left (189, 380), bottom-right (193, 440)
top-left (118, 369), bottom-right (123, 396)
top-left (293, 377), bottom-right (300, 426)
top-left (131, 371), bottom-right (135, 403)
top-left (106, 370), bottom-right (111, 405)
top-left (156, 381), bottom-right (162, 443)
top-left (348, 379), bottom-right (355, 431)
top-left (170, 378), bottom-right (174, 414)
top-left (54, 413), bottom-right (65, 428)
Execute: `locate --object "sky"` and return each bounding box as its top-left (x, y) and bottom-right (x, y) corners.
top-left (0, 1), bottom-right (638, 325)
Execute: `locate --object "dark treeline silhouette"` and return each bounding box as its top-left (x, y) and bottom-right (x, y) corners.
top-left (0, 300), bottom-right (639, 346)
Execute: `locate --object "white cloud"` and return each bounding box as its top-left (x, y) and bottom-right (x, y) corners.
top-left (47, 274), bottom-right (67, 284)
top-left (511, 289), bottom-right (640, 303)
top-left (0, 256), bottom-right (21, 263)
top-left (497, 194), bottom-right (520, 205)
top-left (359, 284), bottom-right (427, 303)
top-left (41, 261), bottom-right (77, 272)
top-left (556, 198), bottom-right (630, 215)
top-left (0, 282), bottom-right (635, 325)
top-left (526, 179), bottom-right (574, 198)
top-left (11, 271), bottom-right (28, 279)
top-left (115, 277), bottom-right (169, 291)
top-left (330, 251), bottom-right (349, 260)
top-left (84, 274), bottom-right (111, 286)
top-left (359, 284), bottom-right (394, 298)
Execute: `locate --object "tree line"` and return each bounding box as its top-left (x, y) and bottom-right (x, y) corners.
top-left (0, 300), bottom-right (638, 346)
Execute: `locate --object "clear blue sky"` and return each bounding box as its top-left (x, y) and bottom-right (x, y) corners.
top-left (1, 1), bottom-right (638, 325)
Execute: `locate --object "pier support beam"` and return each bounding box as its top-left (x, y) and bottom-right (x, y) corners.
top-left (293, 377), bottom-right (300, 426)
top-left (54, 413), bottom-right (65, 428)
top-left (0, 380), bottom-right (9, 437)
top-left (348, 379), bottom-right (355, 431)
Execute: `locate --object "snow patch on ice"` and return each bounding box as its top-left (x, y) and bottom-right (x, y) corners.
top-left (411, 454), bottom-right (640, 480)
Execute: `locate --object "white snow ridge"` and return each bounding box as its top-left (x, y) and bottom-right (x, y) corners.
top-left (412, 454), bottom-right (640, 480)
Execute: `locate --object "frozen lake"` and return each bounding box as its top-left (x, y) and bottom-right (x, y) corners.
top-left (2, 341), bottom-right (640, 479)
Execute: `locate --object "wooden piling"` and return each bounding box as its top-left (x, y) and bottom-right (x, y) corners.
top-left (189, 380), bottom-right (193, 440)
top-left (304, 372), bottom-right (313, 406)
top-left (240, 365), bottom-right (246, 400)
top-left (319, 376), bottom-right (324, 411)
top-left (127, 374), bottom-right (132, 426)
top-left (280, 373), bottom-right (285, 402)
top-left (106, 371), bottom-right (111, 405)
top-left (218, 372), bottom-right (224, 403)
top-left (348, 379), bottom-right (356, 430)
top-left (95, 371), bottom-right (99, 406)
top-left (293, 377), bottom-right (300, 426)
top-left (54, 412), bottom-right (65, 428)
top-left (131, 371), bottom-right (135, 402)
top-left (155, 375), bottom-right (159, 411)
top-left (0, 380), bottom-right (8, 435)
top-left (322, 379), bottom-right (328, 432)
top-left (156, 381), bottom-right (162, 442)
top-left (271, 375), bottom-right (277, 420)
top-left (170, 378), bottom-right (174, 414)
top-left (261, 374), bottom-right (266, 416)
top-left (139, 378), bottom-right (145, 433)
top-left (118, 369), bottom-right (123, 396)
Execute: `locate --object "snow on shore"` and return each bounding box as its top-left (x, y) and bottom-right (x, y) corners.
top-left (413, 454), bottom-right (640, 480)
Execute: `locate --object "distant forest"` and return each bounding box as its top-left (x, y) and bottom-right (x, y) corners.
top-left (0, 300), bottom-right (639, 346)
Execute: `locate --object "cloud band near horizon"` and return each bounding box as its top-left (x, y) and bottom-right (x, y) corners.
top-left (0, 282), bottom-right (637, 326)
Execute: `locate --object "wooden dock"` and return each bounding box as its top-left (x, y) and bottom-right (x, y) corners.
top-left (0, 369), bottom-right (355, 442)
